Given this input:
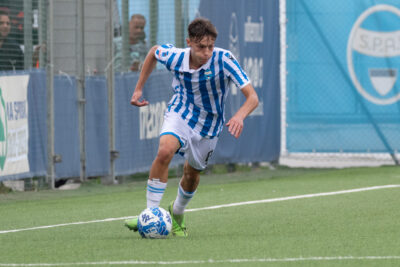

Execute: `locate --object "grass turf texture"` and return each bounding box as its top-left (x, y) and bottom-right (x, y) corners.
top-left (0, 165), bottom-right (399, 266)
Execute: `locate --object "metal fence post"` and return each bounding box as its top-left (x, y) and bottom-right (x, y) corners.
top-left (149, 0), bottom-right (158, 47)
top-left (38, 0), bottom-right (47, 68)
top-left (77, 0), bottom-right (86, 182)
top-left (23, 0), bottom-right (33, 69)
top-left (47, 0), bottom-right (55, 189)
top-left (121, 0), bottom-right (129, 72)
top-left (182, 0), bottom-right (189, 41)
top-left (107, 0), bottom-right (117, 183)
top-left (175, 0), bottom-right (184, 48)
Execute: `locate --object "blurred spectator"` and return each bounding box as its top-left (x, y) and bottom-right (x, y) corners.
top-left (0, 10), bottom-right (23, 71)
top-left (114, 14), bottom-right (149, 72)
top-left (9, 10), bottom-right (23, 45)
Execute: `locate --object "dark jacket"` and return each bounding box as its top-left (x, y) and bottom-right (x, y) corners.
top-left (0, 38), bottom-right (24, 71)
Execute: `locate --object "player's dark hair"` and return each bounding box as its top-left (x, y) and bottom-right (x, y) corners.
top-left (188, 17), bottom-right (218, 42)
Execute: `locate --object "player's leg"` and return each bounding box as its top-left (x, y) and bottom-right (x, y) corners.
top-left (168, 133), bottom-right (217, 237)
top-left (125, 134), bottom-right (180, 232)
top-left (147, 134), bottom-right (180, 208)
top-left (168, 162), bottom-right (200, 237)
top-left (149, 134), bottom-right (180, 182)
top-left (175, 161), bottom-right (200, 212)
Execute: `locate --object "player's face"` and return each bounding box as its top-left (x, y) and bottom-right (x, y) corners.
top-left (187, 36), bottom-right (215, 69)
top-left (0, 15), bottom-right (10, 40)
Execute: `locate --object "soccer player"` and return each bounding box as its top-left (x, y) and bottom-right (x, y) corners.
top-left (125, 17), bottom-right (259, 237)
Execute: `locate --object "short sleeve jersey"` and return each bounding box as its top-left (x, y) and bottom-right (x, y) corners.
top-left (155, 44), bottom-right (250, 138)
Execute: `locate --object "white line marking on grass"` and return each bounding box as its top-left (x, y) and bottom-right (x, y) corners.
top-left (1, 256), bottom-right (400, 266)
top-left (0, 216), bottom-right (137, 234)
top-left (0, 184), bottom-right (399, 235)
top-left (186, 184), bottom-right (400, 212)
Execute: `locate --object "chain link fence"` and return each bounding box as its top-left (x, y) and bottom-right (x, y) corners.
top-left (0, 0), bottom-right (204, 187)
top-left (0, 0), bottom-right (199, 74)
top-left (0, 0), bottom-right (47, 71)
top-left (0, 0), bottom-right (282, 188)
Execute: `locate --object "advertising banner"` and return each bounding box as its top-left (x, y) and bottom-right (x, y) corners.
top-left (198, 0), bottom-right (281, 163)
top-left (0, 75), bottom-right (30, 176)
top-left (286, 0), bottom-right (400, 153)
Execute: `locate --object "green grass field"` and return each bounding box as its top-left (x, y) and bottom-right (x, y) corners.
top-left (1, 165), bottom-right (400, 267)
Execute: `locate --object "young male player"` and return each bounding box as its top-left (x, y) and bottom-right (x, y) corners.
top-left (125, 17), bottom-right (259, 237)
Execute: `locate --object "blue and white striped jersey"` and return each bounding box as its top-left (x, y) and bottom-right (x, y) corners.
top-left (155, 44), bottom-right (250, 138)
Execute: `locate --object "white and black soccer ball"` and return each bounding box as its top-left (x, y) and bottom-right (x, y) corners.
top-left (137, 207), bottom-right (172, 239)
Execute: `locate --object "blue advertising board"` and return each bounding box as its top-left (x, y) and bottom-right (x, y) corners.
top-left (198, 0), bottom-right (281, 163)
top-left (286, 0), bottom-right (400, 153)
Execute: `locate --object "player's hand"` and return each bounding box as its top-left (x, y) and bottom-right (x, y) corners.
top-left (130, 89), bottom-right (149, 107)
top-left (226, 117), bottom-right (244, 139)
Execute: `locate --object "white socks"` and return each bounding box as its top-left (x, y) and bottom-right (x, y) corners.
top-left (146, 179), bottom-right (167, 208)
top-left (173, 183), bottom-right (196, 215)
top-left (146, 179), bottom-right (196, 214)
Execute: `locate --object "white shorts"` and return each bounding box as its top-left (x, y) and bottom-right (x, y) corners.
top-left (160, 111), bottom-right (218, 171)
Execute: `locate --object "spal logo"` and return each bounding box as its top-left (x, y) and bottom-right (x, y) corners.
top-left (0, 87), bottom-right (7, 170)
top-left (347, 5), bottom-right (400, 105)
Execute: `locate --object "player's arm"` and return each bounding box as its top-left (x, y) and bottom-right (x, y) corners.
top-left (130, 45), bottom-right (159, 107)
top-left (226, 83), bottom-right (259, 138)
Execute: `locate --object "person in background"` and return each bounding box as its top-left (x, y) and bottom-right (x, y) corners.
top-left (114, 14), bottom-right (149, 72)
top-left (0, 10), bottom-right (23, 71)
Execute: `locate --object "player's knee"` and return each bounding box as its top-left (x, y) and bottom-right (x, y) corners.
top-left (155, 147), bottom-right (174, 165)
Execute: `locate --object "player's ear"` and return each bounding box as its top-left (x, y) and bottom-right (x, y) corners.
top-left (186, 38), bottom-right (191, 47)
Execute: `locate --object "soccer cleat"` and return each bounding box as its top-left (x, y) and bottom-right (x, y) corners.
top-left (168, 201), bottom-right (187, 237)
top-left (124, 217), bottom-right (138, 232)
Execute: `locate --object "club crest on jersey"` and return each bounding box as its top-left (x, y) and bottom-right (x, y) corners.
top-left (347, 5), bottom-right (400, 105)
top-left (204, 69), bottom-right (213, 80)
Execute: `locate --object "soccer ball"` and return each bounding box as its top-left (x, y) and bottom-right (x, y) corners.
top-left (137, 207), bottom-right (172, 239)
